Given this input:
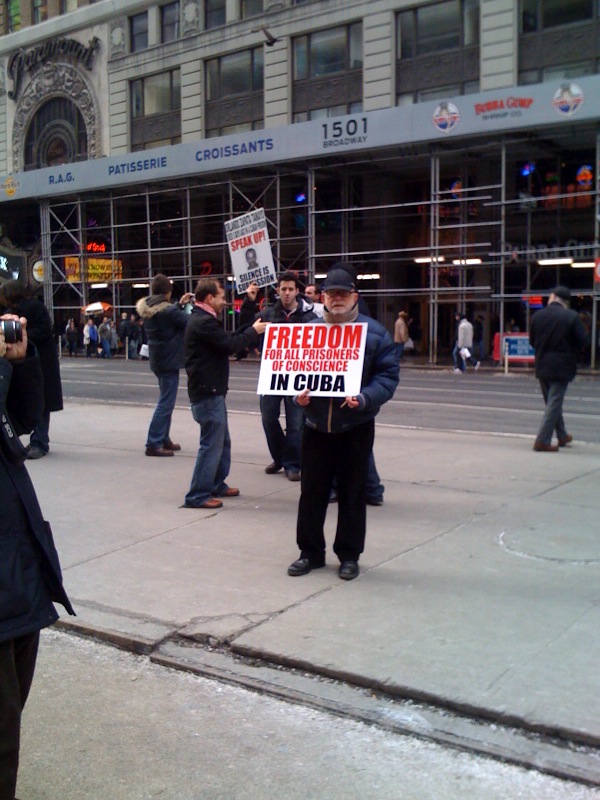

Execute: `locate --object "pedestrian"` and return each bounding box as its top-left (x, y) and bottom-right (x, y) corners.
top-left (98, 315), bottom-right (112, 358)
top-left (136, 274), bottom-right (194, 457)
top-left (303, 282), bottom-right (324, 318)
top-left (453, 311), bottom-right (480, 373)
top-left (65, 318), bottom-right (79, 356)
top-left (0, 312), bottom-right (74, 800)
top-left (109, 318), bottom-right (119, 354)
top-left (393, 311), bottom-right (409, 361)
top-left (83, 317), bottom-right (98, 357)
top-left (182, 278), bottom-right (266, 509)
top-left (529, 286), bottom-right (588, 452)
top-left (125, 314), bottom-right (141, 359)
top-left (118, 312), bottom-right (129, 355)
top-left (287, 267), bottom-right (399, 581)
top-left (241, 272), bottom-right (316, 481)
top-left (0, 280), bottom-right (64, 460)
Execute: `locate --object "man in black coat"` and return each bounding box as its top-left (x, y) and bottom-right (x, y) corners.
top-left (183, 279), bottom-right (266, 509)
top-left (0, 313), bottom-right (74, 799)
top-left (529, 286), bottom-right (589, 452)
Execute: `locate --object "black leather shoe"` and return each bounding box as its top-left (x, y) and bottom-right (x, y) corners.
top-left (287, 557), bottom-right (325, 576)
top-left (265, 461), bottom-right (283, 474)
top-left (338, 561), bottom-right (359, 580)
top-left (285, 469), bottom-right (301, 482)
top-left (367, 496), bottom-right (383, 506)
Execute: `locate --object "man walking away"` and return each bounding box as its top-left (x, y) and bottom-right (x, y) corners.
top-left (529, 286), bottom-right (588, 452)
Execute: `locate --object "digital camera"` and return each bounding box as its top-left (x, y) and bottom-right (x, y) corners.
top-left (0, 319), bottom-right (23, 343)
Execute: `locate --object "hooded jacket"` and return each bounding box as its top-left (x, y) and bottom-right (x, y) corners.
top-left (136, 295), bottom-right (190, 373)
top-left (295, 314), bottom-right (399, 434)
top-left (0, 354), bottom-right (74, 643)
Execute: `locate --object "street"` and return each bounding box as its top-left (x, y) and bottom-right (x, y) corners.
top-left (58, 356), bottom-right (600, 443)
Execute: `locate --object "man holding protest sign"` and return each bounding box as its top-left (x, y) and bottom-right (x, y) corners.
top-left (243, 271), bottom-right (316, 481)
top-left (287, 267), bottom-right (398, 581)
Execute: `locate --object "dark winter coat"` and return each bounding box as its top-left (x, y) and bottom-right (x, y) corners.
top-left (0, 354), bottom-right (74, 644)
top-left (529, 301), bottom-right (589, 382)
top-left (295, 314), bottom-right (399, 434)
top-left (136, 295), bottom-right (190, 373)
top-left (10, 296), bottom-right (63, 412)
top-left (185, 306), bottom-right (261, 402)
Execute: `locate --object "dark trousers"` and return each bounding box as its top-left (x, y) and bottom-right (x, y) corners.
top-left (537, 378), bottom-right (568, 444)
top-left (0, 631), bottom-right (40, 800)
top-left (296, 420), bottom-right (374, 563)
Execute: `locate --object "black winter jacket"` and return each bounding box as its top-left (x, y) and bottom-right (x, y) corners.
top-left (0, 354), bottom-right (74, 644)
top-left (529, 301), bottom-right (589, 382)
top-left (136, 295), bottom-right (190, 373)
top-left (185, 306), bottom-right (261, 402)
top-left (295, 314), bottom-right (399, 434)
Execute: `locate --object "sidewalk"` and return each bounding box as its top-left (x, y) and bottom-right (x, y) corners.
top-left (27, 401), bottom-right (600, 782)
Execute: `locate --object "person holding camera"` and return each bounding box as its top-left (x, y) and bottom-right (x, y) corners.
top-left (0, 280), bottom-right (63, 459)
top-left (0, 312), bottom-right (74, 800)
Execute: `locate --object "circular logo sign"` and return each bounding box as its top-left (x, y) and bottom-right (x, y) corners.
top-left (32, 260), bottom-right (45, 283)
top-left (432, 102), bottom-right (460, 133)
top-left (576, 165), bottom-right (593, 189)
top-left (552, 83), bottom-right (584, 117)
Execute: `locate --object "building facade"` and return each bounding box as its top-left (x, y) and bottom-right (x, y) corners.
top-left (0, 0), bottom-right (598, 364)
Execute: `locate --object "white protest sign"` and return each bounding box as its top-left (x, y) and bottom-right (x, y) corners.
top-left (224, 208), bottom-right (277, 293)
top-left (257, 322), bottom-right (368, 397)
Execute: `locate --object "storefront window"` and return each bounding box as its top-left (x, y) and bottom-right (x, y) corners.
top-left (161, 2), bottom-right (180, 43)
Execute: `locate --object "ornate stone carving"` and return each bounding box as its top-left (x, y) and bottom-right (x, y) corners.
top-left (109, 19), bottom-right (127, 59)
top-left (182, 0), bottom-right (201, 36)
top-left (12, 62), bottom-right (102, 173)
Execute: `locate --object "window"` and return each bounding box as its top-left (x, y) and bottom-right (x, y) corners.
top-left (205, 0), bottom-right (225, 29)
top-left (59, 0), bottom-right (78, 12)
top-left (205, 48), bottom-right (264, 136)
top-left (396, 1), bottom-right (480, 104)
top-left (32, 0), bottom-right (48, 24)
top-left (130, 12), bottom-right (148, 52)
top-left (6, 0), bottom-right (20, 31)
top-left (241, 0), bottom-right (263, 18)
top-left (521, 0), bottom-right (593, 32)
top-left (398, 0), bottom-right (479, 58)
top-left (161, 2), bottom-right (180, 42)
top-left (293, 23), bottom-right (362, 80)
top-left (24, 98), bottom-right (87, 170)
top-left (292, 24), bottom-right (363, 121)
top-left (130, 70), bottom-right (181, 150)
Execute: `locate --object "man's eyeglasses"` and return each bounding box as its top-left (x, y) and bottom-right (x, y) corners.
top-left (323, 289), bottom-right (352, 298)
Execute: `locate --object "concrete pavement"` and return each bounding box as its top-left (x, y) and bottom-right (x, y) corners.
top-left (25, 397), bottom-right (600, 785)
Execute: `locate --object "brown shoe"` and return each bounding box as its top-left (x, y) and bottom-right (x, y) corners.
top-left (146, 446), bottom-right (174, 457)
top-left (219, 487), bottom-right (240, 497)
top-left (533, 440), bottom-right (559, 452)
top-left (558, 434), bottom-right (573, 447)
top-left (200, 498), bottom-right (223, 509)
top-left (164, 442), bottom-right (181, 451)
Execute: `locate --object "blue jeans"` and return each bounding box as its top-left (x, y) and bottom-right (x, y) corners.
top-left (100, 338), bottom-right (111, 358)
top-left (185, 396), bottom-right (231, 506)
top-left (128, 339), bottom-right (139, 360)
top-left (146, 370), bottom-right (180, 448)
top-left (452, 342), bottom-right (465, 371)
top-left (537, 379), bottom-right (568, 445)
top-left (260, 394), bottom-right (303, 472)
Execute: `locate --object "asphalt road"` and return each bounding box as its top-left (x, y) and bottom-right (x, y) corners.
top-left (58, 356), bottom-right (600, 444)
